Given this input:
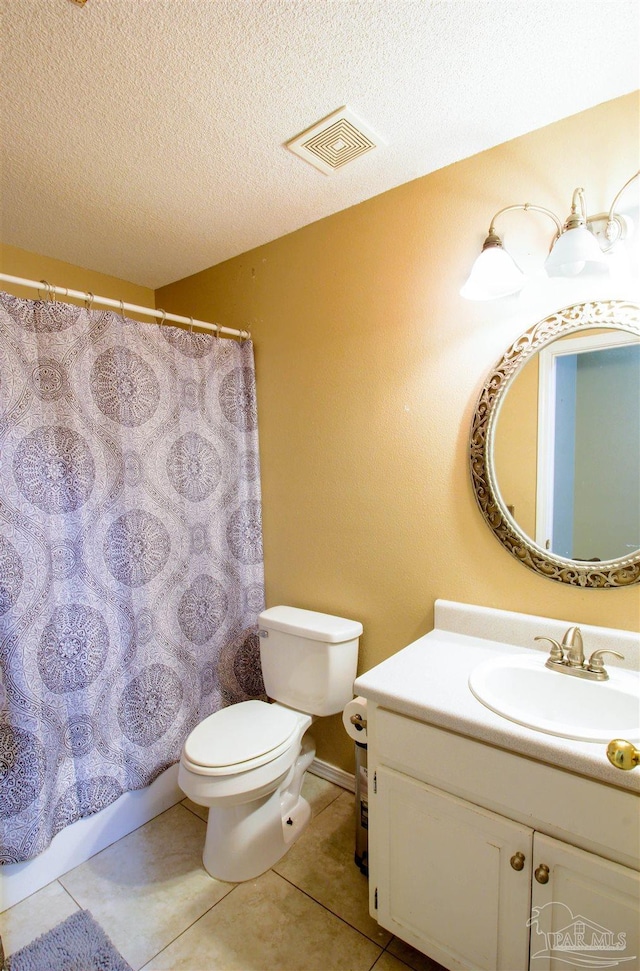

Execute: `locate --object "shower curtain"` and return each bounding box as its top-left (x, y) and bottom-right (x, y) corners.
top-left (0, 292), bottom-right (265, 864)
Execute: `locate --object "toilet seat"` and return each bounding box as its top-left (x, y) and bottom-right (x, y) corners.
top-left (183, 700), bottom-right (304, 776)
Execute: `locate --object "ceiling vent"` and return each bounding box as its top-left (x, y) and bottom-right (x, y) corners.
top-left (286, 107), bottom-right (384, 175)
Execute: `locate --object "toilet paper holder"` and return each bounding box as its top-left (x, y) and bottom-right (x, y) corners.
top-left (349, 713), bottom-right (367, 732)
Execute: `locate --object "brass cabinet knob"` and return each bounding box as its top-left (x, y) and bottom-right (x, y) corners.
top-left (510, 851), bottom-right (526, 871)
top-left (607, 739), bottom-right (640, 771)
top-left (534, 864), bottom-right (550, 884)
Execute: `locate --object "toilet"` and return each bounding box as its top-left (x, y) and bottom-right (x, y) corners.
top-left (178, 605), bottom-right (362, 882)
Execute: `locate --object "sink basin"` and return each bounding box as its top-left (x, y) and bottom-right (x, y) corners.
top-left (468, 653), bottom-right (640, 742)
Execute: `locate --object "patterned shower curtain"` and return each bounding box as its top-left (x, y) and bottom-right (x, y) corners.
top-left (0, 292), bottom-right (265, 864)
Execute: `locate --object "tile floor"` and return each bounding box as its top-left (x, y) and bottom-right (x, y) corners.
top-left (0, 774), bottom-right (445, 971)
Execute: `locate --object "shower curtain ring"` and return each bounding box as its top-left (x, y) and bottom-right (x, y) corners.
top-left (189, 317), bottom-right (194, 335)
top-left (119, 300), bottom-right (126, 320)
top-left (156, 308), bottom-right (166, 332)
top-left (84, 291), bottom-right (94, 310)
top-left (39, 280), bottom-right (55, 302)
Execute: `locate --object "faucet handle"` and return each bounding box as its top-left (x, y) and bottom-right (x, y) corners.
top-left (586, 649), bottom-right (625, 678)
top-left (535, 636), bottom-right (564, 664)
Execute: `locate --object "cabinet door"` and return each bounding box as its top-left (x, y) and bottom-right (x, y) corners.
top-left (372, 766), bottom-right (533, 971)
top-left (529, 833), bottom-right (640, 971)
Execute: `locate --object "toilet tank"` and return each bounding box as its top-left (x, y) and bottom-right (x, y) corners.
top-left (258, 606), bottom-right (362, 716)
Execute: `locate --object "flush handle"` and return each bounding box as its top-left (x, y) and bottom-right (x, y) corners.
top-left (535, 864), bottom-right (550, 884)
top-left (510, 851), bottom-right (526, 871)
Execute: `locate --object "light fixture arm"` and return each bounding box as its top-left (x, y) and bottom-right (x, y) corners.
top-left (486, 203), bottom-right (563, 244)
top-left (605, 169), bottom-right (640, 242)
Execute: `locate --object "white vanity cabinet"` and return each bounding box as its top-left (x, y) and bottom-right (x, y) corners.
top-left (366, 707), bottom-right (640, 971)
top-left (373, 766), bottom-right (532, 970)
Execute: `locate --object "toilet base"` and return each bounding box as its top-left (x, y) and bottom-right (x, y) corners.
top-left (202, 735), bottom-right (315, 882)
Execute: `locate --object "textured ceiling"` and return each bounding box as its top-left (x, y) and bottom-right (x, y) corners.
top-left (1, 0), bottom-right (638, 289)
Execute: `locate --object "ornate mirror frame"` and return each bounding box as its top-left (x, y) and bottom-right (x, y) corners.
top-left (470, 300), bottom-right (640, 587)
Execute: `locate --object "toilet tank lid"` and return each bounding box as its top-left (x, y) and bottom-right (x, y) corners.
top-left (258, 606), bottom-right (362, 643)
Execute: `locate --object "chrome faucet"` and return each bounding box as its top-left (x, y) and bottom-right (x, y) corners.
top-left (535, 626), bottom-right (624, 681)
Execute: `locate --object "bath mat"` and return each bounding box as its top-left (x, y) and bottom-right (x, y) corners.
top-left (2, 909), bottom-right (133, 971)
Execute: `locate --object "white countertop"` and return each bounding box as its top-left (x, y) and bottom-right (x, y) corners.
top-left (354, 611), bottom-right (640, 795)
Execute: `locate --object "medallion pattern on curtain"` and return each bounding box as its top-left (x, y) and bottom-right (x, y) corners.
top-left (0, 293), bottom-right (265, 864)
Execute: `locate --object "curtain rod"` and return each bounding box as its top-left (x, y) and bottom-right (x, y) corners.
top-left (0, 274), bottom-right (251, 340)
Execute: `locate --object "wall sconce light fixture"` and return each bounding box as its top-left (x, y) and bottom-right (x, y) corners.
top-left (460, 170), bottom-right (639, 301)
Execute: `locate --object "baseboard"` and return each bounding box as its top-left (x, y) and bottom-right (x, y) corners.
top-left (308, 757), bottom-right (355, 793)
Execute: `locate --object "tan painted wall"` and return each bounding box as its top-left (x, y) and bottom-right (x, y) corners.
top-left (0, 244), bottom-right (155, 320)
top-left (158, 93), bottom-right (639, 773)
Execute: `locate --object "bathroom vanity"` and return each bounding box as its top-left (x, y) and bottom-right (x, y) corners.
top-left (354, 601), bottom-right (640, 971)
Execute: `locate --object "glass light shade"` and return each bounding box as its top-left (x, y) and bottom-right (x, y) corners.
top-left (460, 245), bottom-right (525, 300)
top-left (545, 225), bottom-right (610, 277)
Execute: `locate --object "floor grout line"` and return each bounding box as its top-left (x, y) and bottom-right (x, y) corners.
top-left (273, 868), bottom-right (384, 948)
top-left (132, 881), bottom-right (241, 971)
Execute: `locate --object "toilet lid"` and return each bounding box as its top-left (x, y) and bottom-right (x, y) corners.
top-left (184, 700), bottom-right (301, 769)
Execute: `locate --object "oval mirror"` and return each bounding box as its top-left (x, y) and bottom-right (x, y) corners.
top-left (470, 300), bottom-right (640, 587)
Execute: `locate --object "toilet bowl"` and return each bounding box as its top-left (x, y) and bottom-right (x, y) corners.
top-left (179, 606), bottom-right (362, 882)
top-left (178, 699), bottom-right (314, 881)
